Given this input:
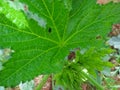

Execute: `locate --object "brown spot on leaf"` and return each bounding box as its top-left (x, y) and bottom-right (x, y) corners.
top-left (96, 35), bottom-right (102, 40)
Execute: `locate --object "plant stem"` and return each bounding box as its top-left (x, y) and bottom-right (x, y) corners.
top-left (52, 74), bottom-right (55, 90)
top-left (35, 75), bottom-right (50, 90)
top-left (82, 71), bottom-right (104, 90)
top-left (96, 70), bottom-right (102, 84)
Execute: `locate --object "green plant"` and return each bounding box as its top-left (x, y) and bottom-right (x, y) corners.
top-left (0, 0), bottom-right (120, 89)
top-left (54, 48), bottom-right (113, 90)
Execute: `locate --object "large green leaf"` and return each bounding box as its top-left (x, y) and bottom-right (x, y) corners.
top-left (0, 0), bottom-right (120, 87)
top-left (0, 0), bottom-right (70, 87)
top-left (65, 0), bottom-right (120, 48)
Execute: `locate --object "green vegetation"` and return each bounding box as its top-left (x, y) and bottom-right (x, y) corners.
top-left (0, 0), bottom-right (120, 90)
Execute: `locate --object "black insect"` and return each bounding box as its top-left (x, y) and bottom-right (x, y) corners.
top-left (48, 27), bottom-right (52, 33)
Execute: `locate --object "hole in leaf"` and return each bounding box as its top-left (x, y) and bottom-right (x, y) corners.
top-left (96, 35), bottom-right (102, 40)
